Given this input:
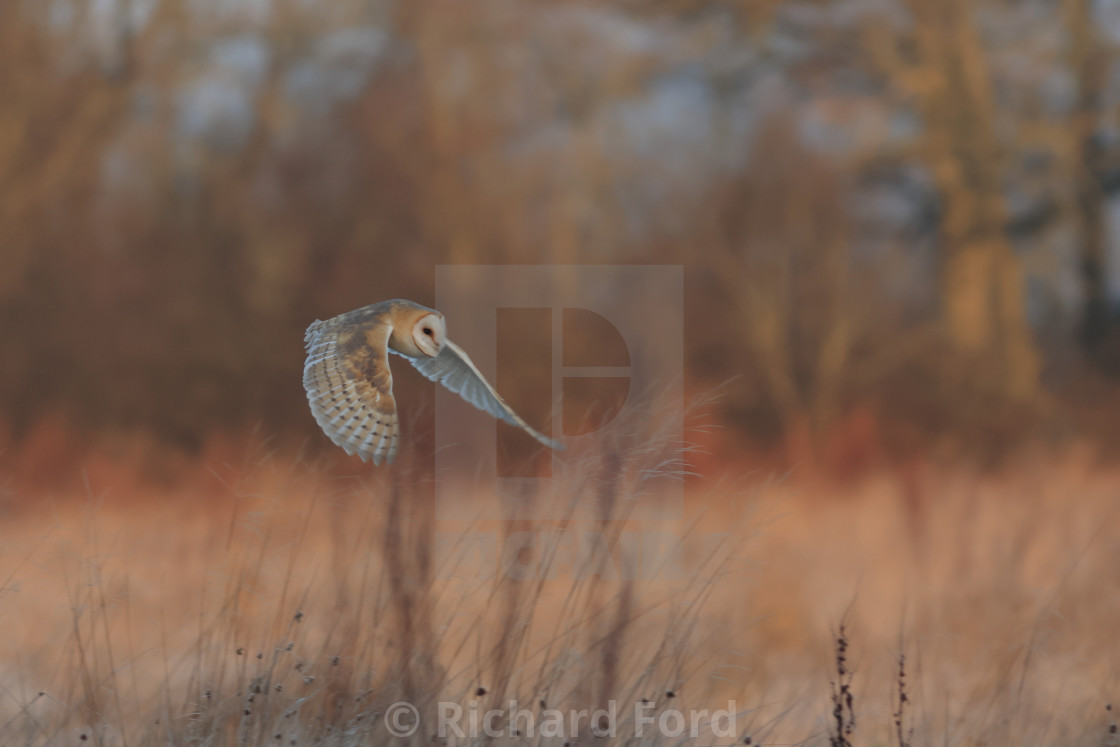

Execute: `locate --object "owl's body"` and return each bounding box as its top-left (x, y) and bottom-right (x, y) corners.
top-left (303, 299), bottom-right (561, 465)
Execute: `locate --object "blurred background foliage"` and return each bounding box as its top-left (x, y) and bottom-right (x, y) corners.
top-left (5, 0), bottom-right (1120, 470)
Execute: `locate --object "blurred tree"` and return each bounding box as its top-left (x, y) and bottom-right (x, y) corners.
top-left (7, 0), bottom-right (1120, 463)
top-left (865, 0), bottom-right (1039, 399)
top-left (712, 114), bottom-right (857, 460)
top-left (1068, 0), bottom-right (1120, 372)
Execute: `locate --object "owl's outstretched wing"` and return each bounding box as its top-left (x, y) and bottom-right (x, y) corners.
top-left (399, 340), bottom-right (563, 451)
top-left (303, 317), bottom-right (401, 465)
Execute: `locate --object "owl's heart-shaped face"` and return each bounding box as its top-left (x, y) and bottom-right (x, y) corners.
top-left (386, 306), bottom-right (446, 358)
top-left (410, 312), bottom-right (446, 358)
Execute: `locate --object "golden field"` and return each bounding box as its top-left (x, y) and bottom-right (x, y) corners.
top-left (0, 422), bottom-right (1117, 746)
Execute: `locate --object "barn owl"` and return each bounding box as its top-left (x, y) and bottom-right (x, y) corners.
top-left (303, 299), bottom-right (563, 465)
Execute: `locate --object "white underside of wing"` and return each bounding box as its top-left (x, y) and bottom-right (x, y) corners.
top-left (303, 329), bottom-right (400, 465)
top-left (397, 340), bottom-right (562, 450)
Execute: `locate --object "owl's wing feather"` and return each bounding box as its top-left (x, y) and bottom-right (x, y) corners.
top-left (399, 340), bottom-right (563, 451)
top-left (303, 318), bottom-right (401, 465)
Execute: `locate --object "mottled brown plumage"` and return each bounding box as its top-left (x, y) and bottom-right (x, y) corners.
top-left (303, 299), bottom-right (562, 465)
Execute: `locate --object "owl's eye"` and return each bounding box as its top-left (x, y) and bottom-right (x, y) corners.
top-left (423, 327), bottom-right (433, 336)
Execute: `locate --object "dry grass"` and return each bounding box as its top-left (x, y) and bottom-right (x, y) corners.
top-left (0, 436), bottom-right (1118, 745)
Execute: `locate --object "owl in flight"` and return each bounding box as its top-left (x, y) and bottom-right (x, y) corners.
top-left (304, 299), bottom-right (563, 465)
